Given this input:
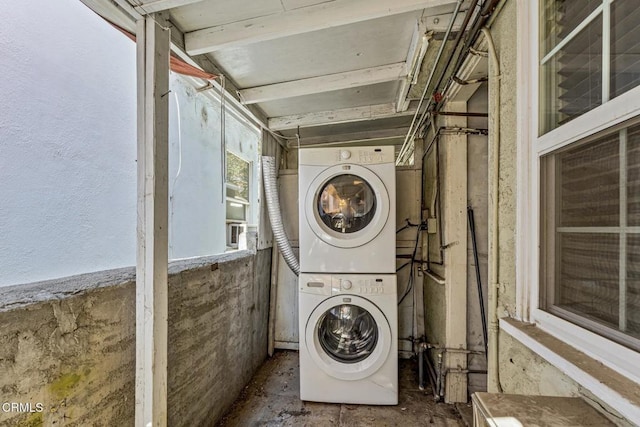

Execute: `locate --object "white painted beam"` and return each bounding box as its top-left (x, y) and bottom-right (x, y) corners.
top-left (133, 0), bottom-right (203, 14)
top-left (80, 0), bottom-right (140, 32)
top-left (269, 103), bottom-right (416, 130)
top-left (239, 63), bottom-right (407, 105)
top-left (135, 14), bottom-right (170, 427)
top-left (396, 21), bottom-right (430, 112)
top-left (298, 128), bottom-right (409, 146)
top-left (185, 0), bottom-right (458, 55)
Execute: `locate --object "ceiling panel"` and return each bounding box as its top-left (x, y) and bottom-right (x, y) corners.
top-left (171, 0), bottom-right (283, 32)
top-left (259, 81), bottom-right (401, 117)
top-left (208, 11), bottom-right (421, 88)
top-left (281, 0), bottom-right (335, 10)
top-left (280, 115), bottom-right (413, 138)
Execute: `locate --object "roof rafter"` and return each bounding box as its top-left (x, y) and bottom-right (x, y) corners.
top-left (132, 0), bottom-right (203, 14)
top-left (297, 128), bottom-right (409, 146)
top-left (239, 63), bottom-right (408, 105)
top-left (268, 103), bottom-right (417, 130)
top-left (185, 0), bottom-right (459, 55)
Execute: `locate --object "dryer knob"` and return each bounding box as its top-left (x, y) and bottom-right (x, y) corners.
top-left (342, 280), bottom-right (352, 290)
top-left (340, 150), bottom-right (351, 160)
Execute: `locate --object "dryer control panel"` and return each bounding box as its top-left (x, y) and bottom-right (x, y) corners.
top-left (357, 149), bottom-right (385, 164)
top-left (299, 146), bottom-right (394, 166)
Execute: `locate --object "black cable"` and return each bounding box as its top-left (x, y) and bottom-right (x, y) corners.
top-left (396, 218), bottom-right (421, 234)
top-left (396, 262), bottom-right (412, 273)
top-left (398, 224), bottom-right (423, 305)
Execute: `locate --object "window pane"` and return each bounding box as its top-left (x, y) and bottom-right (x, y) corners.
top-left (540, 15), bottom-right (602, 134)
top-left (541, 122), bottom-right (640, 350)
top-left (541, 0), bottom-right (601, 56)
top-left (226, 152), bottom-right (249, 200)
top-left (611, 0), bottom-right (640, 99)
top-left (628, 125), bottom-right (640, 225)
top-left (557, 233), bottom-right (619, 329)
top-left (627, 235), bottom-right (640, 338)
top-left (558, 132), bottom-right (619, 227)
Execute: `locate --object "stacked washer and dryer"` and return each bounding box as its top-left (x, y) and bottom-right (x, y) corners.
top-left (298, 146), bottom-right (398, 405)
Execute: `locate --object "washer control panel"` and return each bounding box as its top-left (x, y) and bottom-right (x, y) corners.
top-left (331, 276), bottom-right (394, 295)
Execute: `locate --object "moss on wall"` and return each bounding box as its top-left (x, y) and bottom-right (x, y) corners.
top-left (0, 250), bottom-right (271, 427)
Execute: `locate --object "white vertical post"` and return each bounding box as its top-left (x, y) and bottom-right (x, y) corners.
top-left (135, 13), bottom-right (170, 427)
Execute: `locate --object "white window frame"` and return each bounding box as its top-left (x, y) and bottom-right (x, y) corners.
top-left (516, 0), bottom-right (640, 387)
top-left (225, 150), bottom-right (255, 251)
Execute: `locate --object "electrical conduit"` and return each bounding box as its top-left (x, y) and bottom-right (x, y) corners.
top-left (262, 156), bottom-right (300, 276)
top-left (482, 26), bottom-right (503, 393)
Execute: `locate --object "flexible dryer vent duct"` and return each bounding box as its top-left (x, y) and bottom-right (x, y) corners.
top-left (262, 156), bottom-right (300, 276)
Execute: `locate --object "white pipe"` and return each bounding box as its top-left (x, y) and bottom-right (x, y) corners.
top-left (396, 0), bottom-right (465, 165)
top-left (261, 156), bottom-right (300, 276)
top-left (481, 26), bottom-right (503, 393)
top-left (169, 92), bottom-right (183, 258)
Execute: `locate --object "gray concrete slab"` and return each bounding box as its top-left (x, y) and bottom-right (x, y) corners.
top-left (218, 351), bottom-right (464, 426)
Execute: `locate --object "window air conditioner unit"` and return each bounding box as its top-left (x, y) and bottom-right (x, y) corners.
top-left (227, 223), bottom-right (247, 248)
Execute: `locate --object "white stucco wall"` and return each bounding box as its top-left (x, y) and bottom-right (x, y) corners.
top-left (0, 0), bottom-right (261, 286)
top-left (168, 75), bottom-right (261, 259)
top-left (0, 0), bottom-right (137, 287)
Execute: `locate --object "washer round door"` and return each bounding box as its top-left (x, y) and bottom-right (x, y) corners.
top-left (305, 295), bottom-right (392, 380)
top-left (305, 164), bottom-right (390, 248)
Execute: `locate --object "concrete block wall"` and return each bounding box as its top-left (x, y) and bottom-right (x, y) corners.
top-left (0, 249), bottom-right (271, 426)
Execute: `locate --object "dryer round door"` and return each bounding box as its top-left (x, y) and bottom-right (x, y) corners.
top-left (305, 295), bottom-right (392, 381)
top-left (305, 164), bottom-right (390, 248)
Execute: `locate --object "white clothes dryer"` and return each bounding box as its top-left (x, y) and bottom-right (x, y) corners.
top-left (298, 146), bottom-right (396, 273)
top-left (298, 273), bottom-right (398, 405)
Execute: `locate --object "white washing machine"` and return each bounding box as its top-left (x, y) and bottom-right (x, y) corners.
top-left (298, 146), bottom-right (396, 273)
top-left (299, 273), bottom-right (398, 405)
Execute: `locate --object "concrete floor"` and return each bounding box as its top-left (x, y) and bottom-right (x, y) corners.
top-left (218, 351), bottom-right (469, 426)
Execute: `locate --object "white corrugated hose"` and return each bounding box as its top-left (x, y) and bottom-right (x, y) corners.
top-left (261, 156), bottom-right (300, 276)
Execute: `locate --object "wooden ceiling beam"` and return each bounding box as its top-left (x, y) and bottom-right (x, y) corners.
top-left (132, 0), bottom-right (203, 14)
top-left (185, 0), bottom-right (459, 55)
top-left (239, 63), bottom-right (407, 105)
top-left (268, 103), bottom-right (416, 130)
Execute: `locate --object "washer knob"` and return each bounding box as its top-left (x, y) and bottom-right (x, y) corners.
top-left (342, 280), bottom-right (352, 290)
top-left (340, 150), bottom-right (351, 160)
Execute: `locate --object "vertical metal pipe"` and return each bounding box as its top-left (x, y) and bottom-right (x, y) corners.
top-left (397, 0), bottom-right (465, 164)
top-left (482, 26), bottom-right (503, 394)
top-left (468, 206), bottom-right (488, 355)
top-left (435, 350), bottom-right (444, 401)
top-left (424, 347), bottom-right (439, 398)
top-left (418, 345), bottom-right (425, 390)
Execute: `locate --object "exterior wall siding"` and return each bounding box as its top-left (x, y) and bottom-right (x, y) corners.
top-left (491, 2), bottom-right (632, 424)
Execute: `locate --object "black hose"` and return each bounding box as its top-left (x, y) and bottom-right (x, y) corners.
top-left (398, 224), bottom-right (424, 305)
top-left (468, 206), bottom-right (488, 355)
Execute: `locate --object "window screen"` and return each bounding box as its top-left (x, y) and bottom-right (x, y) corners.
top-left (541, 122), bottom-right (640, 349)
top-left (540, 0), bottom-right (640, 134)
